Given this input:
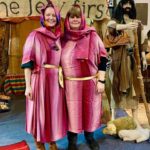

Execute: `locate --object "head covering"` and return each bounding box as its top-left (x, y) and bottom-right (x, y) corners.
top-left (37, 1), bottom-right (61, 38)
top-left (63, 4), bottom-right (97, 60)
top-left (40, 1), bottom-right (61, 27)
top-left (64, 4), bottom-right (95, 41)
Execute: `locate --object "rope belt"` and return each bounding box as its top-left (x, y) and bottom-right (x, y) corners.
top-left (65, 73), bottom-right (98, 81)
top-left (43, 64), bottom-right (64, 88)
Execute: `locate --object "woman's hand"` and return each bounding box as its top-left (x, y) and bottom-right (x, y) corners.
top-left (24, 68), bottom-right (32, 100)
top-left (96, 81), bottom-right (105, 93)
top-left (25, 86), bottom-right (33, 100)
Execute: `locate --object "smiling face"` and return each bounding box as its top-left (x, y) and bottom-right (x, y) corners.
top-left (69, 16), bottom-right (81, 30)
top-left (68, 6), bottom-right (82, 30)
top-left (44, 7), bottom-right (57, 28)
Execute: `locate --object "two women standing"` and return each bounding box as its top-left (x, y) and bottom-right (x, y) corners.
top-left (22, 2), bottom-right (107, 150)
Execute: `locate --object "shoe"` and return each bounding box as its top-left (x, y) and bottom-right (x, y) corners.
top-left (67, 131), bottom-right (78, 150)
top-left (68, 142), bottom-right (78, 150)
top-left (86, 138), bottom-right (100, 150)
top-left (34, 140), bottom-right (45, 150)
top-left (84, 131), bottom-right (100, 150)
top-left (49, 142), bottom-right (58, 150)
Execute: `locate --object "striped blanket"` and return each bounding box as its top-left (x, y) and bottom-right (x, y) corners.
top-left (4, 74), bottom-right (25, 95)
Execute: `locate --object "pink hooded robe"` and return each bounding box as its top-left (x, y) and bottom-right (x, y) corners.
top-left (61, 5), bottom-right (107, 133)
top-left (22, 4), bottom-right (67, 142)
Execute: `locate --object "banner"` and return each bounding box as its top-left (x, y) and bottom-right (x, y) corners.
top-left (0, 0), bottom-right (110, 20)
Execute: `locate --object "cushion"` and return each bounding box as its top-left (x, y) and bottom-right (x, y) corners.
top-left (0, 140), bottom-right (30, 150)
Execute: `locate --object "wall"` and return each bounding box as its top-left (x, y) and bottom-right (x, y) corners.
top-left (135, 0), bottom-right (150, 38)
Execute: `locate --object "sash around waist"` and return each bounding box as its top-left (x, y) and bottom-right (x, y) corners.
top-left (43, 64), bottom-right (60, 69)
top-left (43, 64), bottom-right (64, 88)
top-left (65, 73), bottom-right (98, 81)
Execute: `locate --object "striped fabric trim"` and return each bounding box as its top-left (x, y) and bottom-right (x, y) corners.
top-left (4, 74), bottom-right (25, 95)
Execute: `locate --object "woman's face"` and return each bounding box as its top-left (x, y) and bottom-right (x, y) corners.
top-left (44, 7), bottom-right (57, 27)
top-left (68, 15), bottom-right (81, 30)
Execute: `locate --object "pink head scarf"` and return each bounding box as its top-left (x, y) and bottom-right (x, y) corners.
top-left (64, 4), bottom-right (95, 41)
top-left (63, 4), bottom-right (97, 60)
top-left (39, 1), bottom-right (61, 37)
top-left (40, 1), bottom-right (61, 27)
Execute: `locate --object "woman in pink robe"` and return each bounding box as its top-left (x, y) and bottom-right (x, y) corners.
top-left (21, 2), bottom-right (67, 150)
top-left (61, 5), bottom-right (107, 150)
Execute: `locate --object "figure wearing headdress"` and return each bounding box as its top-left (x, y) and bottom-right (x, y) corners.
top-left (104, 0), bottom-right (150, 124)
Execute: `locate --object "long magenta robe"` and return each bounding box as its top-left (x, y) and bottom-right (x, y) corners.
top-left (22, 27), bottom-right (67, 142)
top-left (61, 31), bottom-right (107, 133)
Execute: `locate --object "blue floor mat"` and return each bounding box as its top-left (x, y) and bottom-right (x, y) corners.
top-left (0, 96), bottom-right (150, 150)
